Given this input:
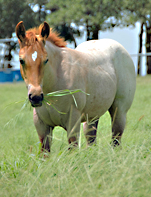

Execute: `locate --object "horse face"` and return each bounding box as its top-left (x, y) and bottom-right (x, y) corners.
top-left (16, 21), bottom-right (50, 107)
top-left (19, 45), bottom-right (48, 107)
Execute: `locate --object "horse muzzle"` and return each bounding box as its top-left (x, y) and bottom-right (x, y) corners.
top-left (29, 93), bottom-right (44, 107)
top-left (28, 85), bottom-right (44, 107)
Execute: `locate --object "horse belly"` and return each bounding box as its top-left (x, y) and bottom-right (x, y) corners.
top-left (83, 77), bottom-right (117, 121)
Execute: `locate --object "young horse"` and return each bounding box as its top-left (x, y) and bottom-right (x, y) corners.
top-left (16, 21), bottom-right (136, 151)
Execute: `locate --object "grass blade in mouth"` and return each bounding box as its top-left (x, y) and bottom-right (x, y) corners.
top-left (45, 89), bottom-right (89, 108)
top-left (45, 89), bottom-right (89, 97)
top-left (19, 89), bottom-right (89, 114)
top-left (43, 98), bottom-right (66, 114)
top-left (21, 98), bottom-right (30, 110)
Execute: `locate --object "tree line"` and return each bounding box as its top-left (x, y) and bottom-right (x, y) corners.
top-left (0, 0), bottom-right (151, 74)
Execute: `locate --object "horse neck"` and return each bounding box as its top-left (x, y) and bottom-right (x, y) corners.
top-left (43, 41), bottom-right (63, 93)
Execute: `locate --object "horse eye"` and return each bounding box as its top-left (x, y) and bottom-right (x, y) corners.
top-left (19, 59), bottom-right (25, 65)
top-left (44, 58), bottom-right (48, 65)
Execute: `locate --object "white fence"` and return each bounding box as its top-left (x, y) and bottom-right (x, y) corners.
top-left (0, 52), bottom-right (150, 76)
top-left (0, 38), bottom-right (151, 76)
top-left (0, 38), bottom-right (19, 70)
top-left (130, 52), bottom-right (151, 76)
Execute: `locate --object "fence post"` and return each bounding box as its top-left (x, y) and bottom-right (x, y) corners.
top-left (140, 24), bottom-right (147, 76)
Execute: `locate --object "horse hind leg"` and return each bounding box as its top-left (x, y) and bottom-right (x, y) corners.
top-left (108, 105), bottom-right (126, 147)
top-left (83, 120), bottom-right (99, 146)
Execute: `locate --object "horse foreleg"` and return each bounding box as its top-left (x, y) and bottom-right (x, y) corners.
top-left (83, 120), bottom-right (98, 146)
top-left (39, 128), bottom-right (53, 152)
top-left (109, 106), bottom-right (126, 146)
top-left (33, 109), bottom-right (53, 152)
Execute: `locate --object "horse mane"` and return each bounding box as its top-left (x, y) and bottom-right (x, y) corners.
top-left (26, 25), bottom-right (67, 47)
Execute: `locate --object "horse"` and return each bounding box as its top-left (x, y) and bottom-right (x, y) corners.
top-left (16, 21), bottom-right (136, 152)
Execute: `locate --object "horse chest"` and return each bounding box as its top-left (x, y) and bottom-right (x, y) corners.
top-left (35, 105), bottom-right (69, 128)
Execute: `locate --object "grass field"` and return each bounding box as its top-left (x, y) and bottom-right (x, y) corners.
top-left (1, 76), bottom-right (151, 197)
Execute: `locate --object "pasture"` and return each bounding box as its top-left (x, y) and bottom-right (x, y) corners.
top-left (0, 76), bottom-right (151, 197)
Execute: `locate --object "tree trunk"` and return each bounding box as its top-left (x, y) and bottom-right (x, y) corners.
top-left (68, 25), bottom-right (77, 48)
top-left (146, 26), bottom-right (151, 74)
top-left (92, 25), bottom-right (99, 40)
top-left (71, 35), bottom-right (77, 48)
top-left (137, 23), bottom-right (144, 75)
top-left (86, 19), bottom-right (91, 41)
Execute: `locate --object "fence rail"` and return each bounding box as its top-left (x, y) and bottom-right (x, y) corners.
top-left (0, 45), bottom-right (151, 78)
top-left (131, 52), bottom-right (151, 57)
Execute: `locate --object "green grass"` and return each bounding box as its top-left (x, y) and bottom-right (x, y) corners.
top-left (1, 76), bottom-right (151, 196)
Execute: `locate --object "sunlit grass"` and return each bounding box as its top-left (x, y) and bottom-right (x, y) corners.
top-left (1, 76), bottom-right (151, 196)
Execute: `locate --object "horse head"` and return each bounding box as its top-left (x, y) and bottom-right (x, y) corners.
top-left (16, 21), bottom-right (50, 107)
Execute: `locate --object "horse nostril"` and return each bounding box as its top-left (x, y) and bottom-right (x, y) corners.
top-left (28, 86), bottom-right (43, 107)
top-left (41, 93), bottom-right (44, 101)
top-left (28, 93), bottom-right (44, 102)
top-left (29, 94), bottom-right (32, 101)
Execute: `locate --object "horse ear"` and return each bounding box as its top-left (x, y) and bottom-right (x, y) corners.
top-left (41, 21), bottom-right (50, 39)
top-left (16, 21), bottom-right (26, 43)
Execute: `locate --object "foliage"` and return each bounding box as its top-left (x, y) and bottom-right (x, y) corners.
top-left (28, 0), bottom-right (48, 23)
top-left (122, 0), bottom-right (151, 74)
top-left (0, 0), bottom-right (37, 38)
top-left (1, 77), bottom-right (151, 196)
top-left (46, 0), bottom-right (123, 40)
top-left (122, 0), bottom-right (151, 26)
top-left (45, 0), bottom-right (82, 46)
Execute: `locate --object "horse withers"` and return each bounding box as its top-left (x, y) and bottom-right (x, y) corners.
top-left (16, 21), bottom-right (136, 152)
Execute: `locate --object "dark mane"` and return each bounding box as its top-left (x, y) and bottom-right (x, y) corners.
top-left (26, 26), bottom-right (67, 47)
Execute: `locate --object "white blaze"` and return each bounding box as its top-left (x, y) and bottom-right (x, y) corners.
top-left (32, 51), bottom-right (37, 61)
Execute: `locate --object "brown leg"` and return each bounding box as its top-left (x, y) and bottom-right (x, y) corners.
top-left (33, 108), bottom-right (53, 152)
top-left (39, 128), bottom-right (53, 152)
top-left (109, 106), bottom-right (126, 147)
top-left (68, 136), bottom-right (78, 145)
top-left (83, 120), bottom-right (98, 146)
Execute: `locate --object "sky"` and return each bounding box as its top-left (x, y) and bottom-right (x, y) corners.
top-left (68, 22), bottom-right (146, 75)
top-left (68, 22), bottom-right (141, 73)
top-left (100, 22), bottom-right (141, 74)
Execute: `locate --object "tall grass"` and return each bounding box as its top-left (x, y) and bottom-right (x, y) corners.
top-left (1, 76), bottom-right (151, 196)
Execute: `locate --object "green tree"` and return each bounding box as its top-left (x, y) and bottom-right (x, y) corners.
top-left (0, 0), bottom-right (37, 68)
top-left (121, 0), bottom-right (151, 74)
top-left (28, 0), bottom-right (48, 23)
top-left (46, 0), bottom-right (82, 47)
top-left (0, 0), bottom-right (37, 38)
top-left (46, 0), bottom-right (123, 44)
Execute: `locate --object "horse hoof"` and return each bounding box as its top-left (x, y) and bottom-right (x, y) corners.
top-left (111, 139), bottom-right (120, 147)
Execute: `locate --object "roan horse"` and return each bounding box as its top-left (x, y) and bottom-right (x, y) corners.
top-left (16, 21), bottom-right (136, 152)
